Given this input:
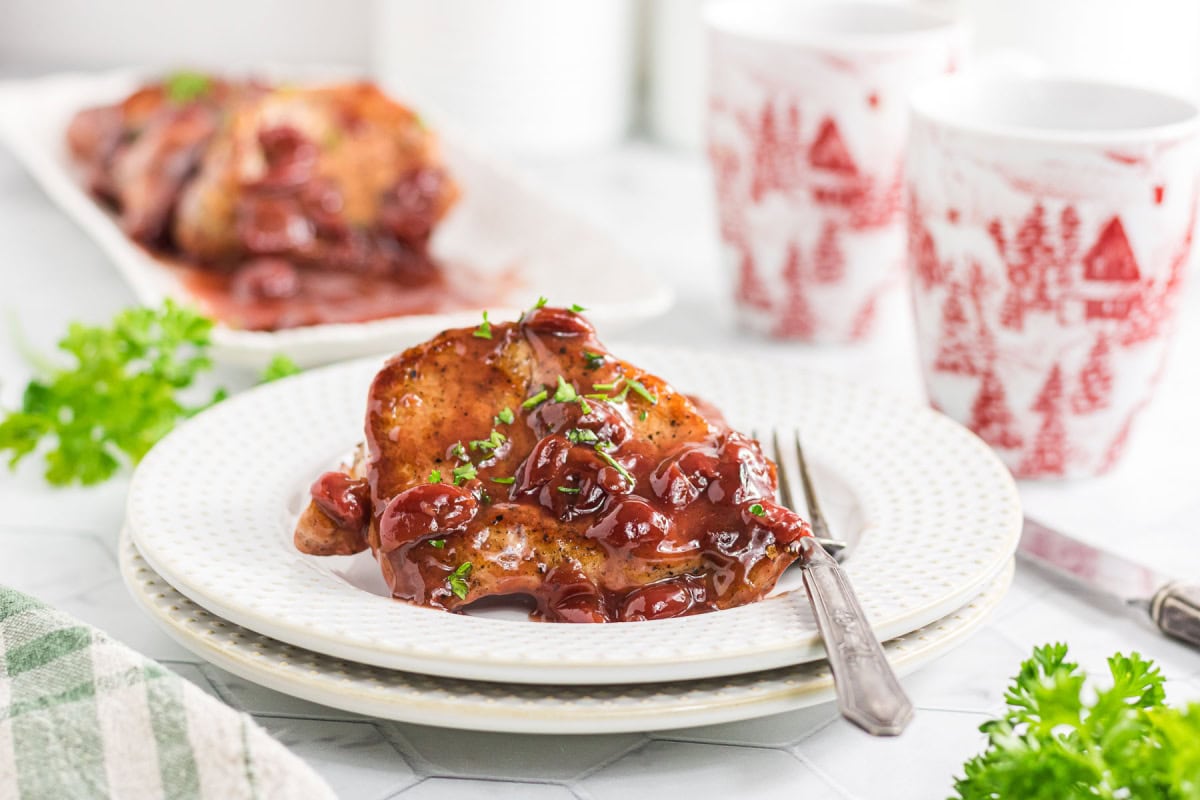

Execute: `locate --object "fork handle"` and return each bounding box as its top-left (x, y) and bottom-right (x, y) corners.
top-left (799, 536), bottom-right (914, 736)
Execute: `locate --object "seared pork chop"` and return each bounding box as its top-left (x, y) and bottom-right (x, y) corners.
top-left (295, 306), bottom-right (811, 622)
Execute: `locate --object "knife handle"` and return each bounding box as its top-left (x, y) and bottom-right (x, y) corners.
top-left (1150, 583), bottom-right (1200, 648)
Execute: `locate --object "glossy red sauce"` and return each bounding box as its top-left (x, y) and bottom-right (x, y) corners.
top-left (174, 260), bottom-right (502, 331)
top-left (299, 307), bottom-right (812, 623)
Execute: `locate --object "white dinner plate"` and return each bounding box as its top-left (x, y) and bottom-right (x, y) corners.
top-left (120, 530), bottom-right (1014, 735)
top-left (125, 345), bottom-right (1022, 685)
top-left (0, 69), bottom-right (672, 368)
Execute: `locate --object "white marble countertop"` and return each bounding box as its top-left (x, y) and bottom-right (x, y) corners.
top-left (2, 140), bottom-right (1200, 800)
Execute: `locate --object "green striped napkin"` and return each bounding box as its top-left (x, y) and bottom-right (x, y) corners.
top-left (0, 586), bottom-right (334, 799)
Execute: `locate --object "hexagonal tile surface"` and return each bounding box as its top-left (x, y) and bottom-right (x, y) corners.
top-left (796, 710), bottom-right (988, 800)
top-left (395, 778), bottom-right (576, 800)
top-left (255, 717), bottom-right (418, 799)
top-left (391, 724), bottom-right (643, 782)
top-left (580, 740), bottom-right (844, 799)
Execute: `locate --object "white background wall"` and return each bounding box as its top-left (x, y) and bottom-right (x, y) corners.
top-left (3, 0), bottom-right (1200, 152)
top-left (0, 0), bottom-right (372, 72)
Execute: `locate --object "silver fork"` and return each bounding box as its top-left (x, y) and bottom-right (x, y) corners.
top-left (756, 427), bottom-right (914, 737)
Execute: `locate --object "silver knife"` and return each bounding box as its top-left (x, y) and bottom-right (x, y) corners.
top-left (1019, 517), bottom-right (1200, 649)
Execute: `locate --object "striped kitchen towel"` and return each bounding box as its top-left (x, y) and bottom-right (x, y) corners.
top-left (0, 586), bottom-right (334, 799)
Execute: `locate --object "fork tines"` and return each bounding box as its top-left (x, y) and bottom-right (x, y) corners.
top-left (752, 427), bottom-right (847, 561)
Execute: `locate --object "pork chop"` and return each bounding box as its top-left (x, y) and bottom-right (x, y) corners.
top-left (295, 305), bottom-right (811, 622)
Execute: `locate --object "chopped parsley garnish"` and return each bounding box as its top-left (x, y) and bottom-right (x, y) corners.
top-left (627, 379), bottom-right (658, 405)
top-left (569, 303), bottom-right (587, 313)
top-left (429, 539), bottom-right (446, 548)
top-left (553, 376), bottom-right (578, 403)
top-left (452, 463), bottom-right (477, 485)
top-left (450, 442), bottom-right (468, 461)
top-left (557, 486), bottom-right (581, 494)
top-left (567, 428), bottom-right (599, 444)
top-left (473, 311), bottom-right (492, 340)
top-left (494, 407), bottom-right (515, 425)
top-left (749, 503), bottom-right (766, 517)
top-left (594, 443), bottom-right (635, 487)
top-left (584, 393), bottom-right (609, 401)
top-left (429, 469), bottom-right (442, 483)
top-left (612, 384), bottom-right (632, 402)
top-left (165, 71), bottom-right (212, 104)
top-left (639, 410), bottom-right (649, 422)
top-left (469, 430), bottom-right (506, 453)
top-left (521, 389), bottom-right (548, 409)
top-left (583, 351), bottom-right (605, 369)
top-left (592, 381), bottom-right (619, 392)
top-left (491, 476), bottom-right (516, 485)
top-left (534, 296), bottom-right (548, 309)
top-left (578, 398), bottom-right (592, 415)
top-left (446, 562), bottom-right (472, 600)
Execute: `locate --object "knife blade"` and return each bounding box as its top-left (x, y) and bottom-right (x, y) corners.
top-left (1019, 517), bottom-right (1200, 649)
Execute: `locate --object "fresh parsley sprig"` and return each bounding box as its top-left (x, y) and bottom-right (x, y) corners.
top-left (260, 354), bottom-right (302, 382)
top-left (0, 301), bottom-right (224, 486)
top-left (953, 643), bottom-right (1200, 799)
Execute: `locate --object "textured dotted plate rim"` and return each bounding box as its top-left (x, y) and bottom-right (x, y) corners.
top-left (126, 345), bottom-right (1022, 685)
top-left (120, 528), bottom-right (1014, 735)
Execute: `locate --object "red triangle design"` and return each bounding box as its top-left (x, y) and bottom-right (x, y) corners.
top-left (808, 118), bottom-right (858, 175)
top-left (1082, 217), bottom-right (1141, 282)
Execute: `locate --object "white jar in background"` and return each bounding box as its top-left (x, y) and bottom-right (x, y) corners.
top-left (648, 0), bottom-right (708, 151)
top-left (371, 0), bottom-right (636, 157)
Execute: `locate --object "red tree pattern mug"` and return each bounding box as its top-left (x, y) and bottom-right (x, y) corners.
top-left (706, 1), bottom-right (963, 341)
top-left (908, 75), bottom-right (1200, 478)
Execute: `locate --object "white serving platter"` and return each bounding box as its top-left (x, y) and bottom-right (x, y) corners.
top-left (0, 69), bottom-right (673, 368)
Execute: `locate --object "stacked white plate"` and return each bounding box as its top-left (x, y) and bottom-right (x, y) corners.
top-left (121, 347), bottom-right (1022, 734)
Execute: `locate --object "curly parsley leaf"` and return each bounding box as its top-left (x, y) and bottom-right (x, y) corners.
top-left (260, 354), bottom-right (302, 383)
top-left (952, 644), bottom-right (1200, 800)
top-left (0, 300), bottom-right (224, 486)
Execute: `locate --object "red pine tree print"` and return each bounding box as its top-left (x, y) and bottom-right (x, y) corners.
top-left (1071, 335), bottom-right (1114, 414)
top-left (908, 199), bottom-right (943, 289)
top-left (808, 118), bottom-right (858, 175)
top-left (1016, 203), bottom-right (1055, 311)
top-left (736, 249), bottom-right (773, 311)
top-left (969, 369), bottom-right (1023, 449)
top-left (1058, 206), bottom-right (1081, 287)
top-left (933, 286), bottom-right (978, 375)
top-left (742, 99), bottom-right (804, 203)
top-left (1019, 364), bottom-right (1069, 476)
top-left (993, 203), bottom-right (1078, 330)
top-left (771, 242), bottom-right (815, 338)
top-left (813, 221), bottom-right (845, 283)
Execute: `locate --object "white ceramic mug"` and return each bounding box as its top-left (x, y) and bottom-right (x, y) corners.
top-left (907, 74), bottom-right (1200, 478)
top-left (705, 0), bottom-right (965, 342)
